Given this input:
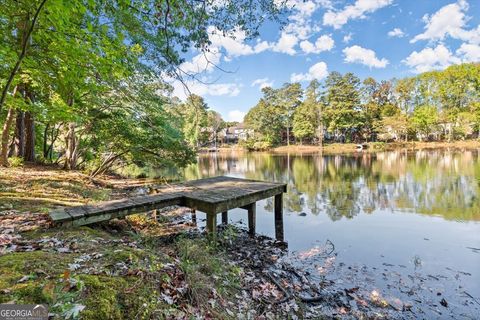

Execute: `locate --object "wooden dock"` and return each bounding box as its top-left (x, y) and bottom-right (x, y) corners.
top-left (50, 176), bottom-right (287, 240)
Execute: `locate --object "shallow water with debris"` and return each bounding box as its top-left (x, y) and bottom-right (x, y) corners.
top-left (158, 149), bottom-right (480, 319)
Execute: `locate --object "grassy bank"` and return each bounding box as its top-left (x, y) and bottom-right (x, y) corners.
top-left (207, 139), bottom-right (480, 155)
top-left (0, 223), bottom-right (245, 319)
top-left (0, 166), bottom-right (242, 319)
top-left (270, 139), bottom-right (480, 154)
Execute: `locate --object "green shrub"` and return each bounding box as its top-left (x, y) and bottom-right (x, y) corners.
top-left (369, 142), bottom-right (386, 150)
top-left (238, 138), bottom-right (256, 150)
top-left (252, 140), bottom-right (272, 151)
top-left (8, 157), bottom-right (24, 167)
top-left (239, 138), bottom-right (272, 151)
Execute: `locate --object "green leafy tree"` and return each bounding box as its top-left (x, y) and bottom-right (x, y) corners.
top-left (206, 110), bottom-right (225, 148)
top-left (244, 98), bottom-right (283, 146)
top-left (176, 94), bottom-right (209, 148)
top-left (411, 105), bottom-right (439, 140)
top-left (292, 80), bottom-right (320, 143)
top-left (278, 83), bottom-right (303, 145)
top-left (361, 78), bottom-right (399, 141)
top-left (375, 115), bottom-right (409, 142)
top-left (323, 72), bottom-right (362, 142)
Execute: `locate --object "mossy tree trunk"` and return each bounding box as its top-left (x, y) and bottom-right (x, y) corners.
top-left (13, 110), bottom-right (25, 157)
top-left (1, 107), bottom-right (16, 166)
top-left (24, 111), bottom-right (35, 162)
top-left (64, 122), bottom-right (79, 170)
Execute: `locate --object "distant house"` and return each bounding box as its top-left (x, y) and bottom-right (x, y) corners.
top-left (222, 123), bottom-right (253, 143)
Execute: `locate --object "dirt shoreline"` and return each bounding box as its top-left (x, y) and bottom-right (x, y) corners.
top-left (207, 140), bottom-right (480, 154)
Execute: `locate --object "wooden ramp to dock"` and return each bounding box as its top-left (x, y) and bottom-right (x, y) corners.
top-left (50, 176), bottom-right (287, 240)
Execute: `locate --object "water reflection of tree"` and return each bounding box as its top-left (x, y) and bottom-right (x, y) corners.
top-left (186, 150), bottom-right (480, 222)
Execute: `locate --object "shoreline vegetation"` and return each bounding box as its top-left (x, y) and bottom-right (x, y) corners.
top-left (204, 139), bottom-right (480, 154)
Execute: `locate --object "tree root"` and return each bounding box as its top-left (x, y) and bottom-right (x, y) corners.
top-left (298, 294), bottom-right (324, 303)
top-left (463, 291), bottom-right (480, 306)
top-left (266, 272), bottom-right (324, 304)
top-left (266, 272), bottom-right (293, 304)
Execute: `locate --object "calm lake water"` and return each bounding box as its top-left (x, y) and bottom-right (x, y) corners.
top-left (177, 149), bottom-right (480, 317)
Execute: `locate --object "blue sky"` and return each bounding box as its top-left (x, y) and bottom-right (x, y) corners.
top-left (170, 0), bottom-right (480, 122)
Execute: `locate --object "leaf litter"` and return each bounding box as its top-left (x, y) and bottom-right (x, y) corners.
top-left (1, 207), bottom-right (479, 319)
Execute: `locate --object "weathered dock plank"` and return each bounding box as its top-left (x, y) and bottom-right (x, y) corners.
top-left (49, 176), bottom-right (287, 239)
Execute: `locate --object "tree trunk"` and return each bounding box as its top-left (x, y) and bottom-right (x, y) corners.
top-left (317, 123), bottom-right (323, 148)
top-left (0, 108), bottom-right (16, 166)
top-left (13, 110), bottom-right (25, 157)
top-left (317, 103), bottom-right (323, 148)
top-left (24, 111), bottom-right (35, 162)
top-left (46, 124), bottom-right (60, 161)
top-left (43, 123), bottom-right (49, 159)
top-left (64, 122), bottom-right (78, 170)
top-left (286, 126), bottom-right (290, 146)
top-left (90, 152), bottom-right (125, 178)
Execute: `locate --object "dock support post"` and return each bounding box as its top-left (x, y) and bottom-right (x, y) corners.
top-left (247, 203), bottom-right (256, 236)
top-left (274, 193), bottom-right (284, 241)
top-left (222, 211), bottom-right (228, 224)
top-left (191, 208), bottom-right (197, 225)
top-left (206, 212), bottom-right (217, 234)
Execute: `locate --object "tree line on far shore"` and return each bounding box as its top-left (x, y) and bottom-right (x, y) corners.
top-left (242, 63), bottom-right (480, 150)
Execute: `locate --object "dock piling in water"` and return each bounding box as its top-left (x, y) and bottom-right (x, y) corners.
top-left (244, 203), bottom-right (256, 235)
top-left (221, 211), bottom-right (228, 224)
top-left (274, 193), bottom-right (284, 242)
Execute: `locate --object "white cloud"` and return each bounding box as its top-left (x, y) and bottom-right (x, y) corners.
top-left (343, 33), bottom-right (353, 43)
top-left (388, 28), bottom-right (405, 38)
top-left (323, 0), bottom-right (393, 29)
top-left (300, 35), bottom-right (334, 54)
top-left (456, 43), bottom-right (480, 62)
top-left (175, 46), bottom-right (242, 98)
top-left (180, 48), bottom-right (222, 75)
top-left (289, 0), bottom-right (317, 17)
top-left (254, 40), bottom-right (271, 53)
top-left (190, 82), bottom-right (240, 97)
top-left (403, 44), bottom-right (460, 73)
top-left (270, 0), bottom-right (332, 57)
top-left (251, 78), bottom-right (274, 89)
top-left (290, 61), bottom-right (328, 82)
top-left (272, 31), bottom-right (299, 55)
top-left (410, 0), bottom-right (480, 44)
top-left (282, 0), bottom-right (331, 39)
top-left (284, 23), bottom-right (316, 41)
top-left (206, 83), bottom-right (241, 96)
top-left (343, 45), bottom-right (389, 68)
top-left (227, 110), bottom-right (246, 122)
top-left (207, 0), bottom-right (334, 59)
top-left (208, 27), bottom-right (270, 60)
top-left (171, 78), bottom-right (241, 100)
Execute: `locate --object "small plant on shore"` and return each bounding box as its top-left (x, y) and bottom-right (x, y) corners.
top-left (369, 142), bottom-right (386, 150)
top-left (8, 156), bottom-right (24, 167)
top-left (175, 235), bottom-right (241, 308)
top-left (219, 225), bottom-right (239, 245)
